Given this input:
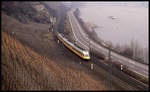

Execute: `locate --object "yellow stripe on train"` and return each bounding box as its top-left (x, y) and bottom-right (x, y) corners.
top-left (57, 34), bottom-right (90, 60)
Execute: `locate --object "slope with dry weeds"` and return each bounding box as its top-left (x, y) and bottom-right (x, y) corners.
top-left (2, 31), bottom-right (107, 90)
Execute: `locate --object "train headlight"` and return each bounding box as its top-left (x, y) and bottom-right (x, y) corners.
top-left (83, 51), bottom-right (89, 57)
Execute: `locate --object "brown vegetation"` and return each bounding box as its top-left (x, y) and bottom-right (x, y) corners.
top-left (1, 3), bottom-right (107, 90)
top-left (2, 2), bottom-right (53, 24)
top-left (2, 30), bottom-right (106, 90)
top-left (2, 2), bottom-right (133, 90)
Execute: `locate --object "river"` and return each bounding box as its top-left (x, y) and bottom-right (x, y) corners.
top-left (79, 3), bottom-right (148, 49)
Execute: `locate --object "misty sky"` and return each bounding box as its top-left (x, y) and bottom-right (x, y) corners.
top-left (62, 2), bottom-right (148, 8)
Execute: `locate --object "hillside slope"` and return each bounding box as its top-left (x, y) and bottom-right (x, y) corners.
top-left (2, 31), bottom-right (106, 90)
top-left (1, 2), bottom-right (107, 90)
top-left (2, 2), bottom-right (54, 24)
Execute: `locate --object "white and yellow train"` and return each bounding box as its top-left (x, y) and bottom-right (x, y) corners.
top-left (56, 33), bottom-right (90, 60)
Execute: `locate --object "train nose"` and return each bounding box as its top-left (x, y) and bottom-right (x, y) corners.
top-left (83, 56), bottom-right (90, 60)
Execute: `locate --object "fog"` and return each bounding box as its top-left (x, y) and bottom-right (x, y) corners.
top-left (79, 2), bottom-right (148, 49)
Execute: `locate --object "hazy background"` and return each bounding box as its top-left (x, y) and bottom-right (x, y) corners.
top-left (78, 2), bottom-right (148, 49)
top-left (62, 1), bottom-right (149, 63)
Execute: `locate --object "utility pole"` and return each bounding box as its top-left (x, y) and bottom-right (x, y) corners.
top-left (88, 34), bottom-right (91, 59)
top-left (88, 35), bottom-right (93, 69)
top-left (108, 46), bottom-right (112, 90)
top-left (89, 35), bottom-right (90, 53)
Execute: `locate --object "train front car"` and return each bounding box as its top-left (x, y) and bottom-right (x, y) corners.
top-left (57, 33), bottom-right (91, 60)
top-left (82, 51), bottom-right (90, 60)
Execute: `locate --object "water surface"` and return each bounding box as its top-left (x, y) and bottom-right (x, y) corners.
top-left (79, 4), bottom-right (148, 49)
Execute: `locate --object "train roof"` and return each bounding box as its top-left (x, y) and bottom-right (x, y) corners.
top-left (57, 33), bottom-right (88, 52)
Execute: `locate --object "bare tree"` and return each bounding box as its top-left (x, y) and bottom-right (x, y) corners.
top-left (112, 38), bottom-right (148, 64)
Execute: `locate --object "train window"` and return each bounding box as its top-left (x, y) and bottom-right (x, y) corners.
top-left (85, 54), bottom-right (89, 57)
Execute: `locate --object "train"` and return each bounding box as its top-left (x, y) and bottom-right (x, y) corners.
top-left (56, 32), bottom-right (90, 60)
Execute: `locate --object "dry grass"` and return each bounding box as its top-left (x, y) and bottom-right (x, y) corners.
top-left (1, 11), bottom-right (107, 90)
top-left (2, 31), bottom-right (106, 90)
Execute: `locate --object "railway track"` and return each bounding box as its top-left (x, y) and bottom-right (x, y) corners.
top-left (55, 30), bottom-right (149, 90)
top-left (91, 56), bottom-right (149, 90)
top-left (68, 10), bottom-right (148, 78)
top-left (54, 7), bottom-right (149, 90)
